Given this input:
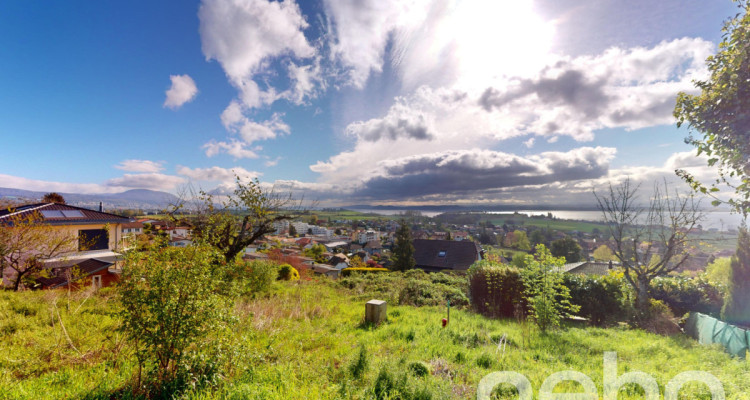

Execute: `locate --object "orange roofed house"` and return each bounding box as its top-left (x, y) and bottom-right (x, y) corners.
top-left (0, 202), bottom-right (130, 290)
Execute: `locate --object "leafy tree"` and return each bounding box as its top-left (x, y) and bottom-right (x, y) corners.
top-left (303, 243), bottom-right (328, 263)
top-left (722, 225), bottom-right (750, 324)
top-left (392, 221), bottom-right (415, 271)
top-left (592, 244), bottom-right (615, 261)
top-left (595, 179), bottom-right (702, 312)
top-left (349, 255), bottom-right (366, 269)
top-left (529, 229), bottom-right (546, 247)
top-left (510, 253), bottom-right (529, 269)
top-left (512, 230), bottom-right (531, 251)
top-left (288, 223), bottom-right (297, 237)
top-left (42, 192), bottom-right (66, 204)
top-left (674, 2), bottom-right (750, 215)
top-left (550, 236), bottom-right (582, 263)
top-left (309, 214), bottom-right (319, 225)
top-left (334, 228), bottom-right (342, 235)
top-left (118, 245), bottom-right (235, 389)
top-left (521, 245), bottom-right (579, 331)
top-left (479, 228), bottom-right (497, 245)
top-left (704, 256), bottom-right (732, 295)
top-left (0, 206), bottom-right (77, 290)
top-left (186, 177), bottom-right (301, 263)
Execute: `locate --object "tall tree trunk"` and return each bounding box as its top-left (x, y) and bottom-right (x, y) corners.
top-left (635, 275), bottom-right (650, 312)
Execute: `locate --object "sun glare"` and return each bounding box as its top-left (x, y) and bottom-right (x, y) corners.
top-left (450, 0), bottom-right (554, 89)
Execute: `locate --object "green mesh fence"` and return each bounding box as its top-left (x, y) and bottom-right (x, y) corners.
top-left (685, 312), bottom-right (748, 358)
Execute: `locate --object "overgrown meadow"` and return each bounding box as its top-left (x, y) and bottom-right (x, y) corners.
top-left (2, 270), bottom-right (749, 400)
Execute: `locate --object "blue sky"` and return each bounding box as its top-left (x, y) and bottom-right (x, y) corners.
top-left (0, 0), bottom-right (739, 206)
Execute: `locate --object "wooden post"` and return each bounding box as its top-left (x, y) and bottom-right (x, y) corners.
top-left (365, 299), bottom-right (387, 324)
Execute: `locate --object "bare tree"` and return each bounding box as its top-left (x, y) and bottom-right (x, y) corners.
top-left (173, 176), bottom-right (305, 263)
top-left (0, 206), bottom-right (77, 290)
top-left (595, 179), bottom-right (703, 312)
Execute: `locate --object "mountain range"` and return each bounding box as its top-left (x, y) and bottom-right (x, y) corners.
top-left (0, 187), bottom-right (179, 210)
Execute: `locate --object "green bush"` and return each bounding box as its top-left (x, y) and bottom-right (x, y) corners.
top-left (340, 267), bottom-right (389, 277)
top-left (118, 245), bottom-right (236, 393)
top-left (236, 260), bottom-right (277, 295)
top-left (564, 273), bottom-right (630, 326)
top-left (649, 275), bottom-right (723, 317)
top-left (277, 263), bottom-right (300, 281)
top-left (408, 361), bottom-right (431, 377)
top-left (467, 260), bottom-right (525, 318)
top-left (338, 270), bottom-right (469, 308)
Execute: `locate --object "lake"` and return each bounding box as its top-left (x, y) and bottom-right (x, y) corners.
top-left (349, 208), bottom-right (747, 231)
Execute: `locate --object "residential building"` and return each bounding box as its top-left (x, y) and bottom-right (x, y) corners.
top-left (413, 239), bottom-right (483, 272)
top-left (0, 202), bottom-right (130, 289)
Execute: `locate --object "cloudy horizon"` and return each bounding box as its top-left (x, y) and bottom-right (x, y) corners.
top-left (0, 0), bottom-right (738, 207)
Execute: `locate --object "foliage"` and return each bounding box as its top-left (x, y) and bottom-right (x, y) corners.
top-left (338, 269), bottom-right (468, 307)
top-left (467, 260), bottom-right (525, 318)
top-left (267, 248), bottom-right (309, 278)
top-left (550, 236), bottom-right (583, 263)
top-left (722, 225), bottom-right (750, 324)
top-left (392, 220), bottom-right (416, 271)
top-left (564, 272), bottom-right (630, 326)
top-left (649, 275), bottom-right (723, 317)
top-left (511, 230), bottom-right (531, 251)
top-left (510, 253), bottom-right (529, 268)
top-left (704, 256), bottom-right (732, 295)
top-left (592, 244), bottom-right (615, 261)
top-left (349, 255), bottom-right (366, 269)
top-left (674, 2), bottom-right (750, 215)
top-left (277, 263), bottom-right (300, 281)
top-left (232, 259), bottom-right (277, 296)
top-left (521, 245), bottom-right (579, 332)
top-left (0, 207), bottom-right (77, 291)
top-left (5, 279), bottom-right (750, 399)
top-left (303, 243), bottom-right (327, 263)
top-left (118, 245), bottom-right (236, 391)
top-left (42, 192), bottom-right (66, 204)
top-left (340, 267), bottom-right (389, 277)
top-left (595, 178), bottom-right (702, 312)
top-left (186, 176), bottom-right (300, 262)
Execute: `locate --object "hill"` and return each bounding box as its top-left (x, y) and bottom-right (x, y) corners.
top-left (0, 187), bottom-right (179, 209)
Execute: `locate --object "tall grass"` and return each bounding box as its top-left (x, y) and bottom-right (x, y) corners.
top-left (2, 278), bottom-right (750, 399)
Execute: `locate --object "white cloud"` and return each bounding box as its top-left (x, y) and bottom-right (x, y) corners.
top-left (202, 139), bottom-right (259, 159)
top-left (105, 173), bottom-right (186, 190)
top-left (199, 0), bottom-right (314, 109)
top-left (114, 159), bottom-right (165, 173)
top-left (220, 101), bottom-right (291, 144)
top-left (0, 174), bottom-right (119, 194)
top-left (177, 166), bottom-right (261, 182)
top-left (163, 74), bottom-right (198, 109)
top-left (523, 138), bottom-right (535, 148)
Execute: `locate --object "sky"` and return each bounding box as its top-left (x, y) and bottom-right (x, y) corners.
top-left (0, 0), bottom-right (740, 207)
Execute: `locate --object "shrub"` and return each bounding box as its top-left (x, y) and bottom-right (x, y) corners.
top-left (649, 275), bottom-right (722, 317)
top-left (408, 361), bottom-right (431, 377)
top-left (229, 260), bottom-right (277, 296)
top-left (277, 264), bottom-right (300, 281)
top-left (340, 267), bottom-right (389, 277)
top-left (118, 245), bottom-right (236, 392)
top-left (564, 273), bottom-right (630, 326)
top-left (338, 270), bottom-right (469, 307)
top-left (521, 245), bottom-right (579, 331)
top-left (467, 260), bottom-right (525, 318)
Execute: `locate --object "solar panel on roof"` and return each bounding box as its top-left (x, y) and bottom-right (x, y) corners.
top-left (61, 210), bottom-right (85, 218)
top-left (41, 210), bottom-right (64, 218)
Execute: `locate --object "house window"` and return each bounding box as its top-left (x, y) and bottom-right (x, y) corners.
top-left (79, 229), bottom-right (109, 251)
top-left (438, 251), bottom-right (446, 257)
top-left (92, 275), bottom-right (102, 289)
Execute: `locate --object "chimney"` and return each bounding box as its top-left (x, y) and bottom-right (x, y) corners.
top-left (99, 202), bottom-right (104, 212)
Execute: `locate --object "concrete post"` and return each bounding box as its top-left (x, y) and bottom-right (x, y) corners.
top-left (365, 299), bottom-right (387, 324)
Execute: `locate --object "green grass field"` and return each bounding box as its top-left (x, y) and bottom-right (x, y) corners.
top-left (3, 279), bottom-right (749, 399)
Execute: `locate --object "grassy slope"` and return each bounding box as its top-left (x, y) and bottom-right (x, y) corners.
top-left (3, 281), bottom-right (749, 399)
